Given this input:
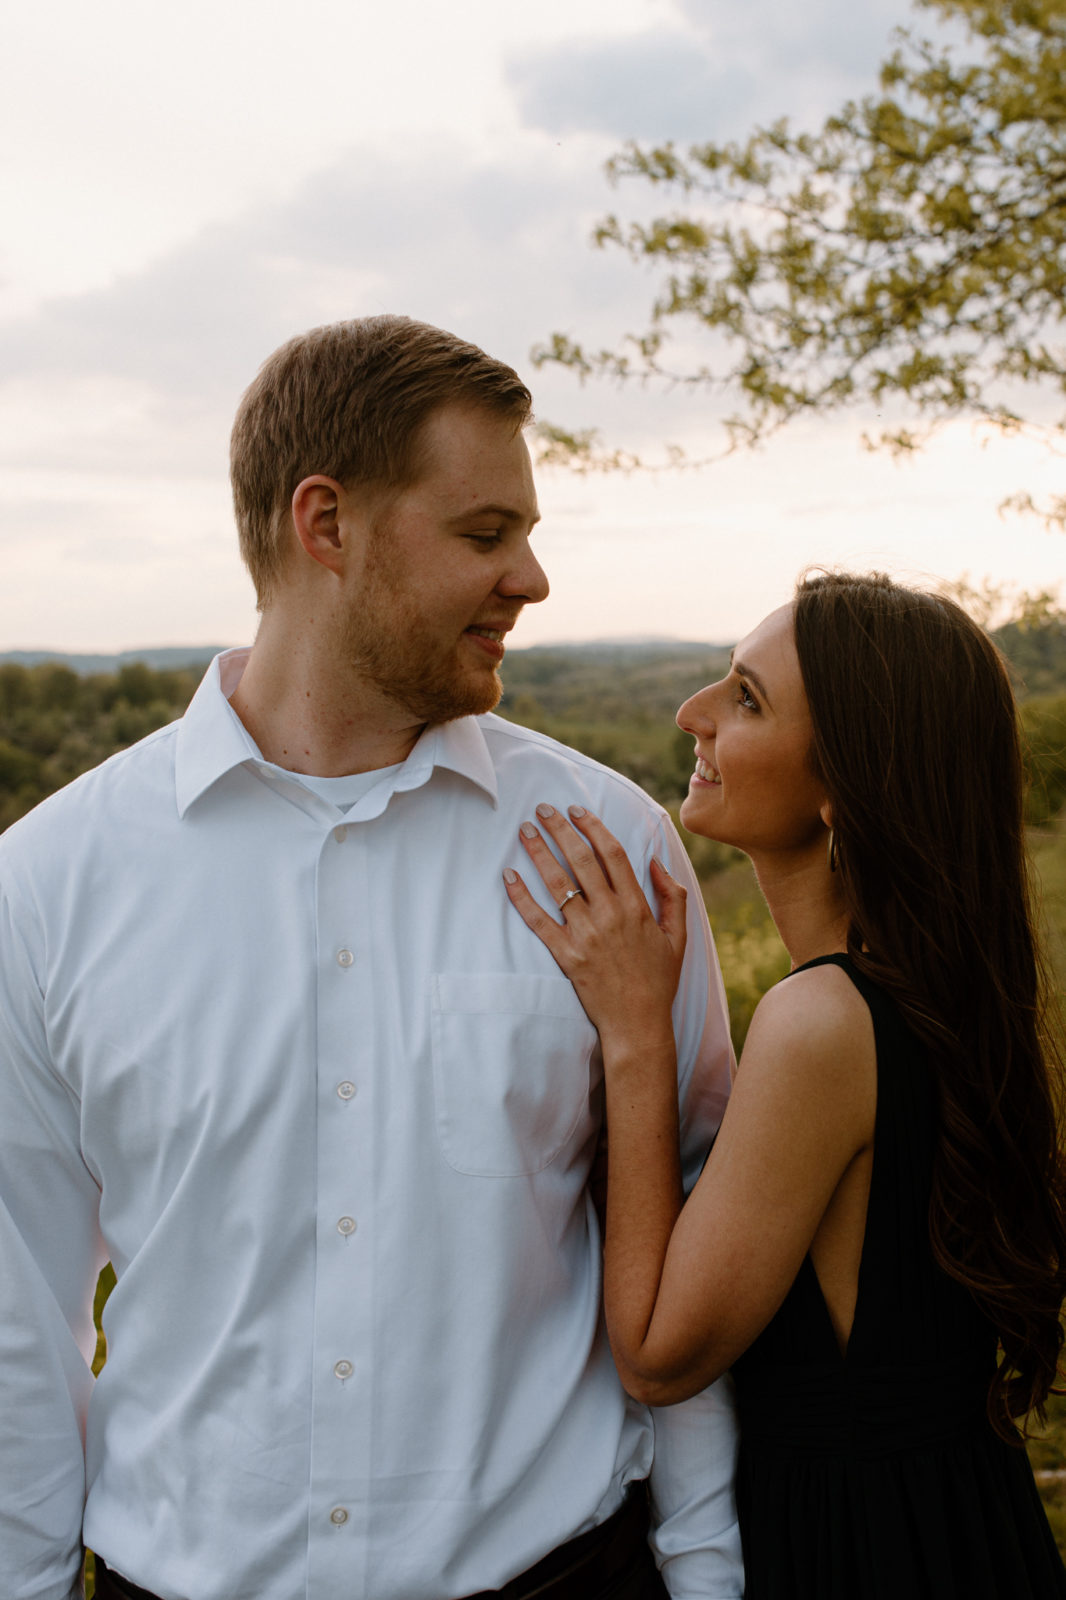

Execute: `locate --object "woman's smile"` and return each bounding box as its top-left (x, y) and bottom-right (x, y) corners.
top-left (691, 755), bottom-right (721, 787)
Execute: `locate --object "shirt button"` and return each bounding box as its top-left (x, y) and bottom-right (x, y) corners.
top-left (337, 1216), bottom-right (357, 1236)
top-left (333, 825), bottom-right (348, 843)
top-left (330, 1506), bottom-right (350, 1526)
top-left (333, 1359), bottom-right (354, 1380)
top-left (337, 948), bottom-right (354, 968)
top-left (337, 1081), bottom-right (356, 1101)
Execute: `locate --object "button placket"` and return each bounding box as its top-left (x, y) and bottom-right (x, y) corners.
top-left (310, 823), bottom-right (374, 1580)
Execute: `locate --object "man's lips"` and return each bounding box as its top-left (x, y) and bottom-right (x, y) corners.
top-left (464, 625), bottom-right (507, 661)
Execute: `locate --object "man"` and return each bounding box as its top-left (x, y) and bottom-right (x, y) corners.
top-left (0, 317), bottom-right (741, 1600)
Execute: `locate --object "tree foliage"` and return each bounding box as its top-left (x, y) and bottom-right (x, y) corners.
top-left (535, 0), bottom-right (1066, 524)
top-left (0, 661), bottom-right (201, 832)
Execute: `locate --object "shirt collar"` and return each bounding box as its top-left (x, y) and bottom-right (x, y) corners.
top-left (175, 649), bottom-right (499, 819)
top-left (391, 715), bottom-right (499, 807)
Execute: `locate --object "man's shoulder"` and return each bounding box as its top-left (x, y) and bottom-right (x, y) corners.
top-left (0, 719), bottom-right (181, 866)
top-left (477, 712), bottom-right (666, 817)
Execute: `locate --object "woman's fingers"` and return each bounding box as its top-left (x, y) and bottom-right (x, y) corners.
top-left (514, 804), bottom-right (666, 923)
top-left (530, 804), bottom-right (608, 902)
top-left (565, 806), bottom-right (650, 908)
top-left (502, 868), bottom-right (569, 957)
top-left (503, 810), bottom-right (687, 1037)
top-left (518, 814), bottom-right (592, 911)
top-left (649, 855), bottom-right (689, 963)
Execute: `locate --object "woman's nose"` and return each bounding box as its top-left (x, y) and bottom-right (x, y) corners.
top-left (676, 683), bottom-right (717, 734)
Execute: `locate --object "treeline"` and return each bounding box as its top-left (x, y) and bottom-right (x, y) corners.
top-left (0, 661), bottom-right (202, 832)
top-left (0, 623), bottom-right (1063, 836)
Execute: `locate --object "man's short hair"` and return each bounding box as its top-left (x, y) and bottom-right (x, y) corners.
top-left (230, 315), bottom-right (534, 605)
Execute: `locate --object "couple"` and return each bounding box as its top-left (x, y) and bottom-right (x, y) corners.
top-left (0, 316), bottom-right (1062, 1600)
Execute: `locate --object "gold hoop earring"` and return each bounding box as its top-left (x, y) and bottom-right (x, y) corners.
top-left (827, 828), bottom-right (838, 873)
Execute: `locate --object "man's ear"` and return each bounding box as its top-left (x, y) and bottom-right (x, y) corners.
top-left (291, 476), bottom-right (346, 574)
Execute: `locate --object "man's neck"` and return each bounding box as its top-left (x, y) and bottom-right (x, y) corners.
top-left (228, 620), bottom-right (425, 777)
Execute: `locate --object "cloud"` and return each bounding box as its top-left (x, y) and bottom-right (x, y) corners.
top-left (676, 0), bottom-right (913, 79)
top-left (0, 134), bottom-right (672, 481)
top-left (507, 31), bottom-right (752, 143)
top-left (0, 0), bottom-right (922, 489)
top-left (508, 0), bottom-right (917, 147)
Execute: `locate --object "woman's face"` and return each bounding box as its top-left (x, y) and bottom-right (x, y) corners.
top-left (676, 603), bottom-right (829, 859)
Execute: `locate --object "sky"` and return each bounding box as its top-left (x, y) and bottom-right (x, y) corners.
top-left (1, 0), bottom-right (1062, 653)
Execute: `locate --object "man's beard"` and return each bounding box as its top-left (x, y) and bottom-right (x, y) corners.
top-left (343, 557), bottom-right (504, 726)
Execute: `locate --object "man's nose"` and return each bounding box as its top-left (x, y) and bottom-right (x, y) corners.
top-left (500, 541), bottom-right (549, 604)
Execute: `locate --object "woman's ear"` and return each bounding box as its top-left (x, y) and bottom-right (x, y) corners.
top-left (819, 800), bottom-right (833, 829)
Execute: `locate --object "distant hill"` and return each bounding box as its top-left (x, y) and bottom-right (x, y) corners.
top-left (0, 639), bottom-right (724, 678)
top-left (499, 639), bottom-right (733, 722)
top-left (0, 628), bottom-right (1062, 830)
top-left (0, 646), bottom-right (227, 675)
top-left (2, 617), bottom-right (1063, 702)
top-left (0, 638), bottom-right (732, 716)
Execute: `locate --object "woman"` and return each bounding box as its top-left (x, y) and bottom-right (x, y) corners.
top-left (503, 572), bottom-right (1066, 1598)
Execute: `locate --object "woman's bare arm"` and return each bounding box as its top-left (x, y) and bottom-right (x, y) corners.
top-left (505, 807), bottom-right (875, 1404)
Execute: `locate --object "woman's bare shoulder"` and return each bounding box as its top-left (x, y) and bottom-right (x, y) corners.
top-left (742, 959), bottom-right (876, 1090)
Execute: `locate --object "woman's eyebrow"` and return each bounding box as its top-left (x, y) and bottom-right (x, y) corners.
top-left (730, 654), bottom-right (772, 707)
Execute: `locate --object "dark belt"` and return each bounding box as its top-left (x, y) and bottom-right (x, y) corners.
top-left (94, 1483), bottom-right (662, 1600)
top-left (464, 1484), bottom-right (658, 1599)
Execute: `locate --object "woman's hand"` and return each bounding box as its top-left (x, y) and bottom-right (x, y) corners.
top-left (502, 804), bottom-right (688, 1054)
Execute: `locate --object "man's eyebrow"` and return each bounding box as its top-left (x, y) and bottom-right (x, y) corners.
top-left (730, 653), bottom-right (772, 707)
top-left (449, 502), bottom-right (541, 527)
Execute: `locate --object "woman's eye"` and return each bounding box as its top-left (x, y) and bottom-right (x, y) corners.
top-left (738, 683), bottom-right (758, 711)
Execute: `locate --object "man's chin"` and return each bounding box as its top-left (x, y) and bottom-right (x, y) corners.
top-left (400, 666), bottom-right (503, 725)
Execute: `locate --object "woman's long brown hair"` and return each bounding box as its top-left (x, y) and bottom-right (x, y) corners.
top-left (793, 571), bottom-right (1066, 1435)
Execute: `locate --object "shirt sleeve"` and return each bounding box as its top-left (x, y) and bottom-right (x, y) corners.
top-left (0, 869), bottom-right (106, 1600)
top-left (639, 814), bottom-right (744, 1598)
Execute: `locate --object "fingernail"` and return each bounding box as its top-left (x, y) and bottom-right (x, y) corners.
top-left (503, 867), bottom-right (518, 884)
top-left (535, 803), bottom-right (555, 819)
top-left (520, 821), bottom-right (538, 839)
top-left (568, 804), bottom-right (587, 818)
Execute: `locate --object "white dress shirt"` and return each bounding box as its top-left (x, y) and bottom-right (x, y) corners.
top-left (0, 649), bottom-right (741, 1600)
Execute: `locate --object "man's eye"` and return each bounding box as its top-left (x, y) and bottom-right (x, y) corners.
top-left (466, 533), bottom-right (502, 548)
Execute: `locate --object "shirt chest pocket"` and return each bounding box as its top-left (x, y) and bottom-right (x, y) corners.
top-left (430, 973), bottom-right (599, 1177)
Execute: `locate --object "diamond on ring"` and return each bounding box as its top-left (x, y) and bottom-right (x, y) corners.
top-left (558, 887), bottom-right (584, 910)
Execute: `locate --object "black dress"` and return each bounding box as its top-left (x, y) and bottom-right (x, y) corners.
top-left (731, 953), bottom-right (1066, 1599)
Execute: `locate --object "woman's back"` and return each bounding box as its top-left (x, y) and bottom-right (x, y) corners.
top-left (732, 953), bottom-right (1066, 1599)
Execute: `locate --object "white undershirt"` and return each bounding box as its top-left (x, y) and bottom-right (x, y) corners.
top-left (275, 764), bottom-right (404, 812)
